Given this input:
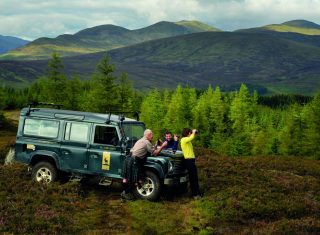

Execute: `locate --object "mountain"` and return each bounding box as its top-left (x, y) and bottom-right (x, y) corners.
top-left (0, 35), bottom-right (29, 54)
top-left (1, 31), bottom-right (320, 94)
top-left (237, 19), bottom-right (320, 35)
top-left (0, 21), bottom-right (219, 61)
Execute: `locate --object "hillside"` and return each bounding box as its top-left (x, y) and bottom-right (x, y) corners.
top-left (2, 31), bottom-right (320, 94)
top-left (238, 19), bottom-right (320, 35)
top-left (0, 20), bottom-right (219, 61)
top-left (0, 35), bottom-right (29, 54)
top-left (1, 126), bottom-right (319, 234)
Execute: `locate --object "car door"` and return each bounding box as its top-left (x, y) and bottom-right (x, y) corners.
top-left (88, 124), bottom-right (124, 179)
top-left (59, 121), bottom-right (91, 172)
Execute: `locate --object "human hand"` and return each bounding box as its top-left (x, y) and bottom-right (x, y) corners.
top-left (174, 134), bottom-right (178, 141)
top-left (161, 141), bottom-right (168, 148)
top-left (192, 129), bottom-right (197, 134)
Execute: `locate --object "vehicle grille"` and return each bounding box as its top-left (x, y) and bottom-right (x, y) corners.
top-left (171, 157), bottom-right (185, 174)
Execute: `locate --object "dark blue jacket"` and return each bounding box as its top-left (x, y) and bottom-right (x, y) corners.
top-left (163, 138), bottom-right (178, 151)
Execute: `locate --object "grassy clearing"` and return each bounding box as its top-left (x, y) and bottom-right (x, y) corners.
top-left (1, 150), bottom-right (320, 234)
top-left (0, 114), bottom-right (319, 234)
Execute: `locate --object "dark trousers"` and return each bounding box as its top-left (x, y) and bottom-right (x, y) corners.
top-left (185, 158), bottom-right (200, 196)
top-left (123, 156), bottom-right (146, 194)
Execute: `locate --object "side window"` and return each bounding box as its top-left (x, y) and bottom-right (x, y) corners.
top-left (94, 126), bottom-right (119, 146)
top-left (23, 118), bottom-right (59, 138)
top-left (64, 122), bottom-right (89, 142)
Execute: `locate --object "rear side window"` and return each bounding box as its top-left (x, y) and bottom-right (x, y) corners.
top-left (64, 122), bottom-right (89, 142)
top-left (23, 118), bottom-right (59, 138)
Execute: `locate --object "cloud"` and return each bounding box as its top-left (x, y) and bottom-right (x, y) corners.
top-left (0, 0), bottom-right (320, 40)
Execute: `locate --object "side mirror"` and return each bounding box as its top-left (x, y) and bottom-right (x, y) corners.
top-left (121, 137), bottom-right (129, 152)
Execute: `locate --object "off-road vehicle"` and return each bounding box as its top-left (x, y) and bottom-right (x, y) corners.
top-left (15, 103), bottom-right (188, 201)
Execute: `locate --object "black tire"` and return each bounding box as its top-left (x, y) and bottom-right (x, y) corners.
top-left (32, 161), bottom-right (57, 183)
top-left (133, 170), bottom-right (161, 201)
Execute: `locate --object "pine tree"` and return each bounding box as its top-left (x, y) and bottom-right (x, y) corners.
top-left (164, 85), bottom-right (196, 136)
top-left (27, 77), bottom-right (48, 103)
top-left (0, 86), bottom-right (5, 110)
top-left (279, 104), bottom-right (306, 156)
top-left (84, 56), bottom-right (120, 113)
top-left (192, 86), bottom-right (214, 146)
top-left (140, 89), bottom-right (166, 139)
top-left (65, 75), bottom-right (82, 110)
top-left (210, 86), bottom-right (227, 152)
top-left (301, 93), bottom-right (320, 157)
top-left (118, 73), bottom-right (133, 112)
top-left (45, 53), bottom-right (67, 104)
top-left (228, 84), bottom-right (254, 156)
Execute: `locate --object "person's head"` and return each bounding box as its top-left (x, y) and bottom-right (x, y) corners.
top-left (144, 129), bottom-right (153, 141)
top-left (182, 128), bottom-right (192, 137)
top-left (165, 131), bottom-right (172, 141)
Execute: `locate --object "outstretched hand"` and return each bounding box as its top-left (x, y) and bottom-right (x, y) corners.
top-left (162, 141), bottom-right (168, 147)
top-left (174, 134), bottom-right (178, 141)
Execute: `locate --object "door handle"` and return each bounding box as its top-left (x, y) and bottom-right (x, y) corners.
top-left (62, 151), bottom-right (69, 155)
top-left (90, 154), bottom-right (99, 159)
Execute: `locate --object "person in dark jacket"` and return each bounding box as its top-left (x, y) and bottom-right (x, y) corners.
top-left (163, 131), bottom-right (178, 151)
top-left (156, 131), bottom-right (178, 151)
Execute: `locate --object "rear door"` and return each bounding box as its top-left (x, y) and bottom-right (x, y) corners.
top-left (87, 124), bottom-right (124, 179)
top-left (59, 121), bottom-right (91, 172)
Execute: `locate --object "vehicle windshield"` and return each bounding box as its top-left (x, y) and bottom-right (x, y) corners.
top-left (122, 123), bottom-right (145, 148)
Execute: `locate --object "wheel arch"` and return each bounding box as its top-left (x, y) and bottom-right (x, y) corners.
top-left (144, 163), bottom-right (165, 179)
top-left (30, 151), bottom-right (60, 169)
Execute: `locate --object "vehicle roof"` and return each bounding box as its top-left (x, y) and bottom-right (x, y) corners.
top-left (20, 107), bottom-right (142, 125)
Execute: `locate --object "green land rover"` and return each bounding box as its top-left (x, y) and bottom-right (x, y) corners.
top-left (15, 104), bottom-right (188, 201)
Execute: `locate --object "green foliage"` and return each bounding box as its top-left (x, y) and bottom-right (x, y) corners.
top-left (140, 89), bottom-right (166, 139)
top-left (0, 86), bottom-right (6, 111)
top-left (302, 94), bottom-right (320, 158)
top-left (45, 53), bottom-right (68, 104)
top-left (81, 56), bottom-right (133, 113)
top-left (164, 85), bottom-right (197, 136)
top-left (64, 75), bottom-right (83, 110)
top-left (279, 104), bottom-right (308, 156)
top-left (118, 73), bottom-right (133, 111)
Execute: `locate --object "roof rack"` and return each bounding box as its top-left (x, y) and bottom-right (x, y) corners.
top-left (105, 111), bottom-right (140, 124)
top-left (26, 102), bottom-right (63, 116)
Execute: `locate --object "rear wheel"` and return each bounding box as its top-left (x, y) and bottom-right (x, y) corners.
top-left (133, 170), bottom-right (161, 201)
top-left (32, 161), bottom-right (57, 183)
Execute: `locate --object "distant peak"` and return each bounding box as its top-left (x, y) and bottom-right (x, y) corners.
top-left (281, 19), bottom-right (320, 29)
top-left (175, 20), bottom-right (221, 32)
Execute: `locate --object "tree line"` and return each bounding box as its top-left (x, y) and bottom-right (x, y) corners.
top-left (0, 53), bottom-right (319, 158)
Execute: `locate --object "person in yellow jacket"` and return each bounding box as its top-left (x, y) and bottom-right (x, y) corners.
top-left (180, 128), bottom-right (202, 199)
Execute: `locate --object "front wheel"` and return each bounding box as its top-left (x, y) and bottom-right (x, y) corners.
top-left (133, 170), bottom-right (161, 201)
top-left (32, 161), bottom-right (57, 183)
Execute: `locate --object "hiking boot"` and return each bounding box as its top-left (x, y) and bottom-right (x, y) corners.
top-left (193, 195), bottom-right (202, 200)
top-left (193, 194), bottom-right (203, 200)
top-left (121, 191), bottom-right (135, 201)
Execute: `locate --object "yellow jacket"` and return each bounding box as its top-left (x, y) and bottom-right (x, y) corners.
top-left (180, 133), bottom-right (195, 159)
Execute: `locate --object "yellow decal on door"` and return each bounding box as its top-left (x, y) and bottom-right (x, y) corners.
top-left (102, 152), bottom-right (111, 170)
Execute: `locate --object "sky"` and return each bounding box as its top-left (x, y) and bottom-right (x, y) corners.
top-left (1, 0), bottom-right (320, 40)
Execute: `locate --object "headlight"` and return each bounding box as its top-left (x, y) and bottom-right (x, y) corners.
top-left (168, 161), bottom-right (174, 174)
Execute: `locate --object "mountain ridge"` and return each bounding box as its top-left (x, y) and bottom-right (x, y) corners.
top-left (0, 35), bottom-right (29, 54)
top-left (0, 20), bottom-right (219, 61)
top-left (1, 31), bottom-right (320, 95)
top-left (237, 19), bottom-right (320, 35)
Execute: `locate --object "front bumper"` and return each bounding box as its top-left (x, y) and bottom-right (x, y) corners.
top-left (164, 175), bottom-right (188, 185)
